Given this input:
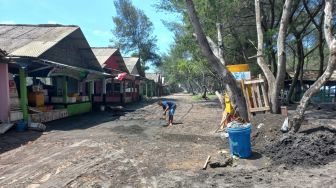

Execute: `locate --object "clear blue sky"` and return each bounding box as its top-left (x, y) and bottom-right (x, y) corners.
top-left (0, 0), bottom-right (176, 55)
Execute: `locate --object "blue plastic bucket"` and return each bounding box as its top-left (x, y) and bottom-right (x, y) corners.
top-left (227, 124), bottom-right (252, 158)
top-left (16, 120), bottom-right (27, 132)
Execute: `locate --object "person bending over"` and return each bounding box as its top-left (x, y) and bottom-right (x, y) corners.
top-left (158, 100), bottom-right (177, 127)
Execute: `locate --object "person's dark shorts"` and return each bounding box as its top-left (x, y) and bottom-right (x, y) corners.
top-left (169, 106), bottom-right (176, 116)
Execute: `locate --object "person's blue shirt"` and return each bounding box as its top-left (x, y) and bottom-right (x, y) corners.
top-left (162, 101), bottom-right (176, 110)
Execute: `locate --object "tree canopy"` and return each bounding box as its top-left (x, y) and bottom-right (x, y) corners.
top-left (157, 0), bottom-right (336, 129)
top-left (111, 0), bottom-right (160, 68)
top-left (157, 0), bottom-right (334, 98)
top-left (156, 0), bottom-right (260, 94)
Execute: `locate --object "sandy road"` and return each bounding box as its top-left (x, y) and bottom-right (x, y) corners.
top-left (0, 93), bottom-right (223, 187)
top-left (0, 93), bottom-right (335, 187)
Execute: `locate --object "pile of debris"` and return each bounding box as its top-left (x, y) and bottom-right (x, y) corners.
top-left (203, 150), bottom-right (236, 170)
top-left (247, 113), bottom-right (336, 167)
top-left (263, 130), bottom-right (336, 166)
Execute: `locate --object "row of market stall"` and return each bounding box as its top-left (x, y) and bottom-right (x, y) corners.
top-left (0, 24), bottom-right (164, 126)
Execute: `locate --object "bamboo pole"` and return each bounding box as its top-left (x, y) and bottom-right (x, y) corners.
top-left (19, 68), bottom-right (28, 121)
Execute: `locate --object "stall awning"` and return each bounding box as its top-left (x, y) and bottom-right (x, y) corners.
top-left (7, 57), bottom-right (111, 80)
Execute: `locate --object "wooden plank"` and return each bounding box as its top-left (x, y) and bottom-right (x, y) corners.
top-left (250, 106), bottom-right (270, 112)
top-left (241, 81), bottom-right (252, 120)
top-left (203, 155), bottom-right (211, 170)
top-left (261, 84), bottom-right (269, 107)
top-left (250, 84), bottom-right (258, 108)
top-left (259, 75), bottom-right (270, 108)
top-left (215, 111), bottom-right (228, 133)
top-left (255, 83), bottom-right (263, 107)
top-left (281, 106), bottom-right (288, 116)
top-left (243, 79), bottom-right (264, 84)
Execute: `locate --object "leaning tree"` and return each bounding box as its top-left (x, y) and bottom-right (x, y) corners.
top-left (292, 0), bottom-right (336, 132)
top-left (255, 0), bottom-right (336, 132)
top-left (185, 0), bottom-right (249, 121)
top-left (187, 0), bottom-right (294, 116)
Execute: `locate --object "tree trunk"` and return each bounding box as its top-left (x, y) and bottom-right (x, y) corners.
top-left (255, 0), bottom-right (292, 112)
top-left (271, 49), bottom-right (277, 76)
top-left (188, 79), bottom-right (194, 94)
top-left (201, 72), bottom-right (208, 99)
top-left (292, 0), bottom-right (336, 132)
top-left (318, 30), bottom-right (325, 77)
top-left (215, 91), bottom-right (225, 110)
top-left (255, 0), bottom-right (276, 101)
top-left (270, 0), bottom-right (293, 113)
top-left (202, 86), bottom-right (208, 99)
top-left (266, 39), bottom-right (277, 76)
top-left (185, 0), bottom-right (249, 121)
top-left (299, 55), bottom-right (304, 91)
top-left (264, 0), bottom-right (277, 76)
top-left (216, 23), bottom-right (225, 64)
top-left (292, 51), bottom-right (336, 132)
top-left (287, 37), bottom-right (304, 103)
top-left (303, 0), bottom-right (325, 78)
top-left (205, 36), bottom-right (225, 65)
top-left (292, 52), bottom-right (296, 72)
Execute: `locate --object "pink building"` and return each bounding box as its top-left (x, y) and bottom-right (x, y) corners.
top-left (0, 49), bottom-right (10, 123)
top-left (124, 57), bottom-right (146, 102)
top-left (91, 48), bottom-right (133, 104)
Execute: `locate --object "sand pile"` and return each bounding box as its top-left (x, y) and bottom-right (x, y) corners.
top-left (263, 129), bottom-right (336, 166)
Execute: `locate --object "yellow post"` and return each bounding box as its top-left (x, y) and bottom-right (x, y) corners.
top-left (224, 93), bottom-right (233, 114)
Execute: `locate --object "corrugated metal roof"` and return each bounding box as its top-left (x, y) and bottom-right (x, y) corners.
top-left (91, 47), bottom-right (118, 65)
top-left (11, 41), bottom-right (57, 57)
top-left (0, 24), bottom-right (103, 72)
top-left (0, 24), bottom-right (77, 57)
top-left (146, 73), bottom-right (161, 83)
top-left (0, 48), bottom-right (7, 57)
top-left (0, 48), bottom-right (7, 63)
top-left (124, 57), bottom-right (139, 75)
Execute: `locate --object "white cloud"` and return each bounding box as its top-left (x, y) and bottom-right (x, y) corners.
top-left (0, 20), bottom-right (16, 24)
top-left (47, 20), bottom-right (58, 24)
top-left (92, 29), bottom-right (110, 37)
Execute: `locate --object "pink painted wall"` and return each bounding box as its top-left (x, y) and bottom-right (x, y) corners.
top-left (93, 96), bottom-right (103, 102)
top-left (0, 63), bottom-right (10, 122)
top-left (104, 56), bottom-right (120, 70)
top-left (94, 80), bottom-right (102, 94)
top-left (106, 96), bottom-right (121, 103)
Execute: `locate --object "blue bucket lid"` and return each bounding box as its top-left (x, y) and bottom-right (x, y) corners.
top-left (227, 123), bottom-right (251, 131)
top-left (17, 120), bottom-right (26, 124)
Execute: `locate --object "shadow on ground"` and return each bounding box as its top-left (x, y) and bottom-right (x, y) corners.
top-left (0, 129), bottom-right (42, 155)
top-left (247, 151), bottom-right (263, 160)
top-left (0, 99), bottom-right (158, 155)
